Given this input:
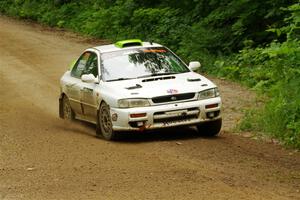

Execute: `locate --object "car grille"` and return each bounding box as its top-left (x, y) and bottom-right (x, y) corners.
top-left (152, 93), bottom-right (195, 104)
top-left (153, 108), bottom-right (199, 124)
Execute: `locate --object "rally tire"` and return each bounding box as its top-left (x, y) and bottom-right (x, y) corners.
top-left (97, 102), bottom-right (117, 140)
top-left (196, 118), bottom-right (222, 137)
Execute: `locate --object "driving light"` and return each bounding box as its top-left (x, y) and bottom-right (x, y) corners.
top-left (118, 99), bottom-right (150, 108)
top-left (205, 103), bottom-right (219, 109)
top-left (198, 88), bottom-right (220, 100)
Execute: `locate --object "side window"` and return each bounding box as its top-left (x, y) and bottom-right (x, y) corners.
top-left (71, 52), bottom-right (91, 78)
top-left (82, 53), bottom-right (98, 77)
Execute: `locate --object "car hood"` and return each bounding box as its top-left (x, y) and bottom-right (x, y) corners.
top-left (100, 72), bottom-right (217, 100)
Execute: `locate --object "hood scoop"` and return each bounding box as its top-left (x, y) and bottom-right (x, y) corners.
top-left (187, 78), bottom-right (201, 82)
top-left (142, 76), bottom-right (175, 82)
top-left (126, 84), bottom-right (142, 90)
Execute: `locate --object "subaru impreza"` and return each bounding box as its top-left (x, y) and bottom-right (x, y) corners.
top-left (59, 39), bottom-right (222, 140)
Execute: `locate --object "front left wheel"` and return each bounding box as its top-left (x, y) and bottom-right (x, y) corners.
top-left (96, 102), bottom-right (118, 140)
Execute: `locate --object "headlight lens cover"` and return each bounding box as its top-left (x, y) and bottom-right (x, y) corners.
top-left (118, 98), bottom-right (150, 108)
top-left (198, 88), bottom-right (220, 100)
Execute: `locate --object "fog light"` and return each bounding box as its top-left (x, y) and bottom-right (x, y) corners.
top-left (206, 111), bottom-right (220, 119)
top-left (207, 112), bottom-right (215, 118)
top-left (130, 113), bottom-right (147, 118)
top-left (129, 121), bottom-right (146, 128)
top-left (137, 121), bottom-right (144, 127)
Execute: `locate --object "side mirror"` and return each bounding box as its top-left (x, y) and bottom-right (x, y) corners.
top-left (81, 74), bottom-right (98, 83)
top-left (188, 61), bottom-right (201, 71)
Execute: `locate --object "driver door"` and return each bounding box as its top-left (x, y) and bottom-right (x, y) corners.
top-left (67, 52), bottom-right (92, 115)
top-left (80, 52), bottom-right (99, 120)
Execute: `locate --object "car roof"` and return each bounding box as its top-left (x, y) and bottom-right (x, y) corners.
top-left (92, 42), bottom-right (163, 53)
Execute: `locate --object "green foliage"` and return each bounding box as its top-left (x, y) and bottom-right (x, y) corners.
top-left (0, 0), bottom-right (294, 55)
top-left (130, 7), bottom-right (185, 50)
top-left (229, 3), bottom-right (300, 148)
top-left (0, 0), bottom-right (299, 148)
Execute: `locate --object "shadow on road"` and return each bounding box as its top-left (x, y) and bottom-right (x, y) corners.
top-left (57, 119), bottom-right (223, 143)
top-left (115, 127), bottom-right (223, 143)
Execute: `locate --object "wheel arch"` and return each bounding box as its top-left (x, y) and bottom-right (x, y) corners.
top-left (96, 100), bottom-right (107, 121)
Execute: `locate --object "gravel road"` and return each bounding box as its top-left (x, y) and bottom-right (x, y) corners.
top-left (0, 16), bottom-right (299, 200)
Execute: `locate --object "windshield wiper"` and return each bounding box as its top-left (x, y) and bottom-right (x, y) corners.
top-left (106, 77), bottom-right (134, 82)
top-left (137, 72), bottom-right (179, 79)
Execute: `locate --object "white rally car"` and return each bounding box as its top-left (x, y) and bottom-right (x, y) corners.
top-left (59, 39), bottom-right (222, 140)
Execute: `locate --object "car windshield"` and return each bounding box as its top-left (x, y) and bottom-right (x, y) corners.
top-left (100, 47), bottom-right (189, 81)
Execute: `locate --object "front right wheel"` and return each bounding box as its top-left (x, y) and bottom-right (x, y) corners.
top-left (196, 118), bottom-right (222, 137)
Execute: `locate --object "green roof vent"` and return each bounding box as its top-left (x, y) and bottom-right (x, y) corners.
top-left (115, 39), bottom-right (143, 48)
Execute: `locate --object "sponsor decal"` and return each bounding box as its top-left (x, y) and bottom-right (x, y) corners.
top-left (143, 49), bottom-right (166, 53)
top-left (167, 89), bottom-right (178, 94)
top-left (162, 118), bottom-right (191, 127)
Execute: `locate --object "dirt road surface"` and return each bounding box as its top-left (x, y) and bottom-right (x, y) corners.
top-left (0, 16), bottom-right (299, 200)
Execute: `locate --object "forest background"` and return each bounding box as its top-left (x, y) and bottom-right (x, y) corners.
top-left (0, 0), bottom-right (299, 148)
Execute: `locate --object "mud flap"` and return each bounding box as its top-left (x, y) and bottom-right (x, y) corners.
top-left (59, 96), bottom-right (64, 118)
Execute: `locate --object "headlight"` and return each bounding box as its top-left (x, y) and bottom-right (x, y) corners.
top-left (118, 99), bottom-right (150, 108)
top-left (198, 88), bottom-right (220, 100)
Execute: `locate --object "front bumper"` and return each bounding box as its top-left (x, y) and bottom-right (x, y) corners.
top-left (110, 97), bottom-right (221, 131)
